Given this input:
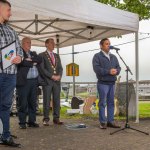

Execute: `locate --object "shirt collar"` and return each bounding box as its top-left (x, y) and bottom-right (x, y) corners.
top-left (101, 49), bottom-right (111, 60)
top-left (47, 50), bottom-right (54, 55)
top-left (101, 49), bottom-right (111, 56)
top-left (0, 23), bottom-right (4, 27)
top-left (0, 22), bottom-right (7, 26)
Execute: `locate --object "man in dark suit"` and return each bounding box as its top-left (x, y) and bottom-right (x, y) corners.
top-left (16, 37), bottom-right (41, 129)
top-left (39, 38), bottom-right (63, 126)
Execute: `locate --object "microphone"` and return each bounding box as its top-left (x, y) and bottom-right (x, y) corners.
top-left (109, 46), bottom-right (120, 51)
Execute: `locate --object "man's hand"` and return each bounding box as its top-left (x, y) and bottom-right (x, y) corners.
top-left (52, 75), bottom-right (61, 81)
top-left (11, 56), bottom-right (22, 64)
top-left (55, 75), bottom-right (61, 81)
top-left (52, 75), bottom-right (57, 81)
top-left (110, 68), bottom-right (117, 75)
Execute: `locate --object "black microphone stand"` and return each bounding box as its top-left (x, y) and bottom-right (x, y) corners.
top-left (110, 50), bottom-right (149, 135)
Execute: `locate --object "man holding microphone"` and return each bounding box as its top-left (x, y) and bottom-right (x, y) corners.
top-left (93, 38), bottom-right (121, 129)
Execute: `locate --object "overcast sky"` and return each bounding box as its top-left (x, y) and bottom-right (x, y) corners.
top-left (32, 20), bottom-right (150, 83)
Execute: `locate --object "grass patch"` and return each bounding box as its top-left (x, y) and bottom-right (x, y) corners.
top-left (60, 101), bottom-right (150, 120)
top-left (139, 101), bottom-right (150, 118)
top-left (60, 106), bottom-right (126, 121)
top-left (60, 106), bottom-right (98, 120)
top-left (39, 101), bottom-right (150, 120)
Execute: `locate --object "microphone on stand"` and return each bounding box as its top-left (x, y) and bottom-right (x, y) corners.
top-left (109, 46), bottom-right (120, 51)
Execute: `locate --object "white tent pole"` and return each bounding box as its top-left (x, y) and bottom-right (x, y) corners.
top-left (135, 32), bottom-right (139, 123)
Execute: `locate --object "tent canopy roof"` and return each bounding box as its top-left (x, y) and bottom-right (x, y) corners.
top-left (9, 0), bottom-right (139, 47)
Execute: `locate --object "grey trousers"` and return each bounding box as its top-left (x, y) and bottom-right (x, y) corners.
top-left (42, 82), bottom-right (61, 121)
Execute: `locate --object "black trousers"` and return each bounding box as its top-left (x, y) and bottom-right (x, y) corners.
top-left (17, 79), bottom-right (38, 125)
top-left (42, 81), bottom-right (61, 121)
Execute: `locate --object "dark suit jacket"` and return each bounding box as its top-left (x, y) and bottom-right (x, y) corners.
top-left (38, 51), bottom-right (63, 85)
top-left (16, 50), bottom-right (42, 86)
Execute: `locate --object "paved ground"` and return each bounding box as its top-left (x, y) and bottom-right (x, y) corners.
top-left (0, 116), bottom-right (150, 150)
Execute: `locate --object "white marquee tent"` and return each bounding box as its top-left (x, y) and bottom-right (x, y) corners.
top-left (9, 0), bottom-right (139, 47)
top-left (9, 0), bottom-right (139, 122)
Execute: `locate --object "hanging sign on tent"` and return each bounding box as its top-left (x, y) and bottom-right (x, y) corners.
top-left (66, 63), bottom-right (79, 76)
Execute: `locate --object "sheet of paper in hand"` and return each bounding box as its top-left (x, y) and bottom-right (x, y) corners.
top-left (1, 41), bottom-right (16, 70)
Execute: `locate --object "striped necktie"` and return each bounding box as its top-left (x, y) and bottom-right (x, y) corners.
top-left (50, 52), bottom-right (55, 65)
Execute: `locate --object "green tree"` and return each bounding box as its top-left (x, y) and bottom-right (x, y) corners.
top-left (97, 0), bottom-right (150, 20)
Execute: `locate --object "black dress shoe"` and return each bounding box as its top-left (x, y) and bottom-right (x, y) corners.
top-left (53, 119), bottom-right (64, 125)
top-left (107, 122), bottom-right (121, 128)
top-left (28, 122), bottom-right (39, 128)
top-left (43, 120), bottom-right (50, 126)
top-left (99, 123), bottom-right (107, 129)
top-left (1, 137), bottom-right (21, 147)
top-left (19, 124), bottom-right (27, 129)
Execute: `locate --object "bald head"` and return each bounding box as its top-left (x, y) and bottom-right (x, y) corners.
top-left (22, 37), bottom-right (31, 52)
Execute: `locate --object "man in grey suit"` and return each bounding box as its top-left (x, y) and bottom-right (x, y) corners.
top-left (39, 38), bottom-right (63, 126)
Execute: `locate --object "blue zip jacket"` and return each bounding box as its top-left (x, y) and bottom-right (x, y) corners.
top-left (92, 51), bottom-right (121, 85)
